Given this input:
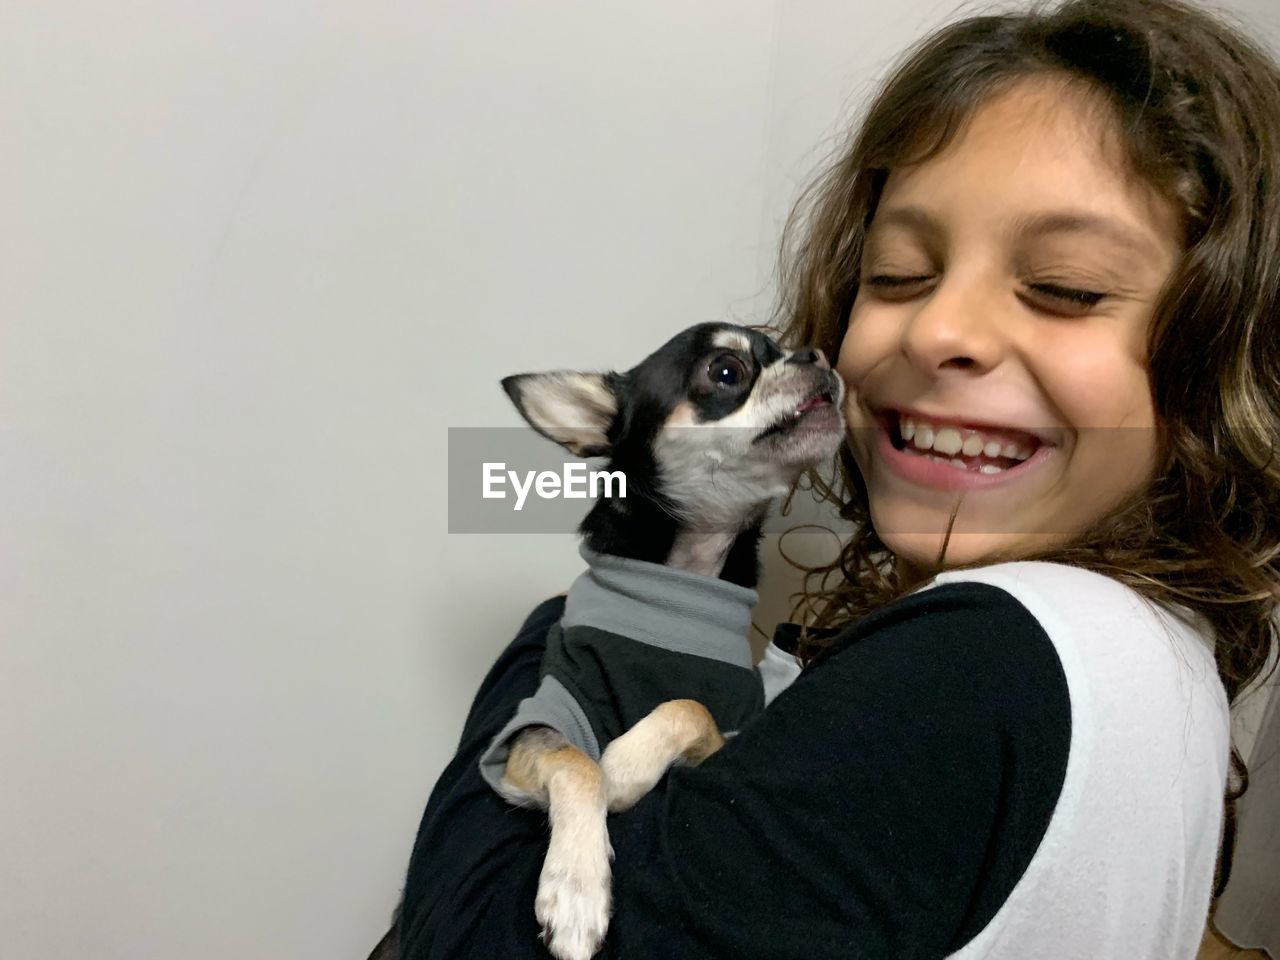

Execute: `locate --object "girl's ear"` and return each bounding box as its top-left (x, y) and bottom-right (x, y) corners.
top-left (501, 372), bottom-right (617, 457)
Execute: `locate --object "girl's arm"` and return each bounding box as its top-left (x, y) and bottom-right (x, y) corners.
top-left (396, 584), bottom-right (1071, 959)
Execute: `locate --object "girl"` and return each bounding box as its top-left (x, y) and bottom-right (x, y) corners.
top-left (393, 0), bottom-right (1280, 956)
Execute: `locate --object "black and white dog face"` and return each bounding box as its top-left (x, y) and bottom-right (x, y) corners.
top-left (502, 322), bottom-right (845, 530)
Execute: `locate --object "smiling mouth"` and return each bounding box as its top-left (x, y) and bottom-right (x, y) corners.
top-left (754, 391), bottom-right (837, 443)
top-left (883, 410), bottom-right (1043, 474)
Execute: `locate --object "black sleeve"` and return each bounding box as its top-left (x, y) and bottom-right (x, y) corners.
top-left (396, 583), bottom-right (1071, 960)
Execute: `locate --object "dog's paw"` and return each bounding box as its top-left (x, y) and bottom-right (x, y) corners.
top-left (535, 823), bottom-right (614, 960)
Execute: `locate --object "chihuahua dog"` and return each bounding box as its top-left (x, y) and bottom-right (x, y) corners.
top-left (498, 322), bottom-right (845, 960)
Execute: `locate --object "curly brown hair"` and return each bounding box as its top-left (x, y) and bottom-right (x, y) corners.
top-left (772, 0), bottom-right (1280, 896)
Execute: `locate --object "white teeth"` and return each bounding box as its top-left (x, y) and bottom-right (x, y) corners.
top-left (898, 415), bottom-right (1039, 464)
top-left (947, 458), bottom-right (967, 470)
top-left (932, 427), bottom-right (963, 456)
top-left (979, 464), bottom-right (1004, 475)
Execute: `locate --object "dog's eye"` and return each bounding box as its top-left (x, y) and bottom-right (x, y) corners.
top-left (708, 355), bottom-right (748, 388)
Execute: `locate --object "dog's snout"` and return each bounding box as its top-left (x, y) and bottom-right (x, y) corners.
top-left (786, 347), bottom-right (829, 370)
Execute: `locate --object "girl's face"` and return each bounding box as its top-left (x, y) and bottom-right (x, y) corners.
top-left (837, 78), bottom-right (1183, 575)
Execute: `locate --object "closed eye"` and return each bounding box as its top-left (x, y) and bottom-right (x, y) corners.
top-left (1021, 282), bottom-right (1108, 316)
top-left (866, 274), bottom-right (934, 287)
top-left (863, 274), bottom-right (934, 300)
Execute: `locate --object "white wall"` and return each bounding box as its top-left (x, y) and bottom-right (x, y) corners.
top-left (3, 2), bottom-right (1277, 958)
top-left (2, 4), bottom-right (777, 957)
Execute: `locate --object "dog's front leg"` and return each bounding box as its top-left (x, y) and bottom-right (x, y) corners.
top-left (503, 726), bottom-right (613, 960)
top-left (599, 699), bottom-right (725, 812)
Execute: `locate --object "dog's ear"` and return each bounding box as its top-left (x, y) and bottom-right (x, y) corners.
top-left (501, 372), bottom-right (617, 457)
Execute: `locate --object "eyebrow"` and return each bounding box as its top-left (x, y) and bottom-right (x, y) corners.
top-left (869, 205), bottom-right (1158, 255)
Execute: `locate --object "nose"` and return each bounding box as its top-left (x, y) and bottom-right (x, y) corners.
top-left (900, 275), bottom-right (1004, 375)
top-left (786, 347), bottom-right (830, 369)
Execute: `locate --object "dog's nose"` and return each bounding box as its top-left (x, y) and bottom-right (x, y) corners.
top-left (786, 347), bottom-right (829, 369)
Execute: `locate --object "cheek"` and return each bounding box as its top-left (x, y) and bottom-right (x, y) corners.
top-left (834, 302), bottom-right (886, 389)
top-left (1035, 326), bottom-right (1156, 430)
top-left (834, 308), bottom-right (884, 469)
top-left (1033, 325), bottom-right (1159, 505)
